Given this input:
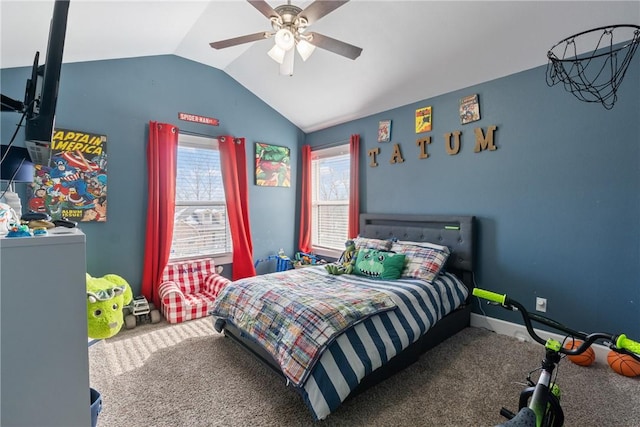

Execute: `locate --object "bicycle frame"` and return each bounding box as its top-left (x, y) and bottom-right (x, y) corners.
top-left (497, 328), bottom-right (564, 427)
top-left (500, 346), bottom-right (563, 427)
top-left (474, 288), bottom-right (640, 427)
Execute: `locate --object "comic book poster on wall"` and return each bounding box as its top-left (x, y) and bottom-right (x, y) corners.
top-left (459, 94), bottom-right (481, 124)
top-left (415, 106), bottom-right (432, 133)
top-left (28, 128), bottom-right (107, 222)
top-left (255, 142), bottom-right (291, 187)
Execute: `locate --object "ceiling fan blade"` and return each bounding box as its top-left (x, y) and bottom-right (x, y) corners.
top-left (307, 32), bottom-right (362, 60)
top-left (247, 0), bottom-right (279, 20)
top-left (298, 1), bottom-right (349, 26)
top-left (209, 31), bottom-right (271, 50)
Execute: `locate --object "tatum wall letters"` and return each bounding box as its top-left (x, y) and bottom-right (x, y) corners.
top-left (367, 125), bottom-right (498, 167)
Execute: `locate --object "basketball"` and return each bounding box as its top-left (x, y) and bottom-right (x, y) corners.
top-left (564, 340), bottom-right (596, 366)
top-left (607, 351), bottom-right (640, 377)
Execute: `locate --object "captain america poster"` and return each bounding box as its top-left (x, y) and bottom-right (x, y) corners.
top-left (28, 128), bottom-right (107, 222)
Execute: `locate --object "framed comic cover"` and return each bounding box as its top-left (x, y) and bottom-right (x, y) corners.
top-left (378, 120), bottom-right (391, 142)
top-left (255, 142), bottom-right (291, 187)
top-left (460, 94), bottom-right (481, 124)
top-left (415, 106), bottom-right (432, 133)
top-left (28, 128), bottom-right (108, 222)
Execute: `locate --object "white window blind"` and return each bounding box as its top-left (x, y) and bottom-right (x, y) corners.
top-left (311, 144), bottom-right (350, 255)
top-left (170, 134), bottom-right (232, 261)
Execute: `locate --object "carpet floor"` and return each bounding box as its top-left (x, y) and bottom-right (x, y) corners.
top-left (88, 317), bottom-right (639, 426)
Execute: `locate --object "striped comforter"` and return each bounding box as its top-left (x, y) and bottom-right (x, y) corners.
top-left (210, 267), bottom-right (469, 420)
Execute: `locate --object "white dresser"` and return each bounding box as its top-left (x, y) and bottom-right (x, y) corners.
top-left (1, 229), bottom-right (90, 427)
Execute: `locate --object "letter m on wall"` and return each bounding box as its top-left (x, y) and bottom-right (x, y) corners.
top-left (474, 125), bottom-right (498, 152)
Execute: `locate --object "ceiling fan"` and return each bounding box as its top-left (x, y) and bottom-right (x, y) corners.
top-left (209, 0), bottom-right (363, 76)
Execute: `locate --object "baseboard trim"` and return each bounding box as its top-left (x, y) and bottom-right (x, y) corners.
top-left (470, 313), bottom-right (610, 364)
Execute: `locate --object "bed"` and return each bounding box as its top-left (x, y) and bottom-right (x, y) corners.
top-left (210, 213), bottom-right (476, 420)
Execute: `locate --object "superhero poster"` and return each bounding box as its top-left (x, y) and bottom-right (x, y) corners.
top-left (28, 128), bottom-right (107, 222)
top-left (255, 142), bottom-right (290, 187)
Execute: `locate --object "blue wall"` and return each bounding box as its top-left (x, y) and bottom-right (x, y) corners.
top-left (306, 61), bottom-right (640, 337)
top-left (2, 54), bottom-right (638, 337)
top-left (1, 55), bottom-right (303, 285)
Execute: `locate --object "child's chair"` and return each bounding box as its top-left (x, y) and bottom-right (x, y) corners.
top-left (158, 258), bottom-right (230, 323)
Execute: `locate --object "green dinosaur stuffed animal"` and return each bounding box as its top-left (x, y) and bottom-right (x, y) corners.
top-left (86, 273), bottom-right (133, 339)
top-left (325, 239), bottom-right (357, 275)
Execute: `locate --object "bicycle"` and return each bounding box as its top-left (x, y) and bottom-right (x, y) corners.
top-left (473, 287), bottom-right (640, 427)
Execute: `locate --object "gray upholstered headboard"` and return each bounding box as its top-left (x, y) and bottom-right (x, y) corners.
top-left (359, 214), bottom-right (476, 273)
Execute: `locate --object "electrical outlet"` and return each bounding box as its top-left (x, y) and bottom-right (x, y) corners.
top-left (536, 297), bottom-right (547, 313)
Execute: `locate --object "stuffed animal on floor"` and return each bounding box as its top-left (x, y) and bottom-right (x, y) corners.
top-left (325, 239), bottom-right (357, 275)
top-left (86, 273), bottom-right (133, 339)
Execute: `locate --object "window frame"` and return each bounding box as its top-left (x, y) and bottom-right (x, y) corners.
top-left (170, 133), bottom-right (232, 265)
top-left (310, 143), bottom-right (351, 259)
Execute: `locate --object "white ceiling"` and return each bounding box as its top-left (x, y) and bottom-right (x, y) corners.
top-left (1, 1), bottom-right (639, 133)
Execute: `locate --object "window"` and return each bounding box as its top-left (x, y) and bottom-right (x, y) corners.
top-left (169, 134), bottom-right (232, 263)
top-left (311, 144), bottom-right (350, 257)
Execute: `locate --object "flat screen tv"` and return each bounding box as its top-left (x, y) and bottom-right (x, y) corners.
top-left (23, 0), bottom-right (70, 166)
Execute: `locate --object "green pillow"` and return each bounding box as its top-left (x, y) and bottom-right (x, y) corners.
top-left (353, 249), bottom-right (406, 280)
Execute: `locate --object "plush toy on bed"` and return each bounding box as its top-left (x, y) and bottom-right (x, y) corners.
top-left (325, 239), bottom-right (357, 275)
top-left (86, 273), bottom-right (133, 339)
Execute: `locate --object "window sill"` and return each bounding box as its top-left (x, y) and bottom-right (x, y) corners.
top-left (169, 253), bottom-right (233, 266)
top-left (311, 247), bottom-right (342, 260)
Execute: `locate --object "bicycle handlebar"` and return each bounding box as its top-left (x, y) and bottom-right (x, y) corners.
top-left (617, 334), bottom-right (640, 355)
top-left (472, 288), bottom-right (506, 305)
top-left (473, 287), bottom-right (640, 359)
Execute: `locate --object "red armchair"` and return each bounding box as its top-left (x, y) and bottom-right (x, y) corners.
top-left (158, 258), bottom-right (230, 323)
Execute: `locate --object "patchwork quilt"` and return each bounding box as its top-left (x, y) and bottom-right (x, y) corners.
top-left (209, 267), bottom-right (397, 387)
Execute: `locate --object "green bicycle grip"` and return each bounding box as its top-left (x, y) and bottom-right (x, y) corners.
top-left (616, 334), bottom-right (640, 354)
top-left (472, 288), bottom-right (507, 305)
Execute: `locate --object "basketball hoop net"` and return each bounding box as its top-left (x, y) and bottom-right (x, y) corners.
top-left (546, 24), bottom-right (640, 109)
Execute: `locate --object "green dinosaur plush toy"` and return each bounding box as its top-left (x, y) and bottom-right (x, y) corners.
top-left (325, 239), bottom-right (357, 275)
top-left (86, 273), bottom-right (133, 339)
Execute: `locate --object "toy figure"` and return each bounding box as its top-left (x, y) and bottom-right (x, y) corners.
top-left (5, 224), bottom-right (32, 238)
top-left (86, 273), bottom-right (133, 339)
top-left (325, 239), bottom-right (357, 275)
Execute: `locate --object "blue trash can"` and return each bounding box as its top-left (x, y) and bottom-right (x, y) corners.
top-left (90, 388), bottom-right (102, 427)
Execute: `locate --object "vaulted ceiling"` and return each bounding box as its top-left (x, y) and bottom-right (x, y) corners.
top-left (1, 1), bottom-right (638, 132)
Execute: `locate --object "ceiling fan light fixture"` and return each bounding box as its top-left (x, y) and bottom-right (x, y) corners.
top-left (268, 44), bottom-right (286, 64)
top-left (274, 28), bottom-right (295, 51)
top-left (280, 48), bottom-right (294, 76)
top-left (296, 39), bottom-right (316, 61)
top-left (209, 0), bottom-right (362, 76)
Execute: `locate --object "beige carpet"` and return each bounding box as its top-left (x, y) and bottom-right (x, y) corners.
top-left (88, 317), bottom-right (639, 427)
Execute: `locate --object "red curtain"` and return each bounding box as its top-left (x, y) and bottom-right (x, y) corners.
top-left (218, 135), bottom-right (256, 280)
top-left (141, 121), bottom-right (178, 308)
top-left (348, 134), bottom-right (360, 238)
top-left (298, 145), bottom-right (312, 253)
